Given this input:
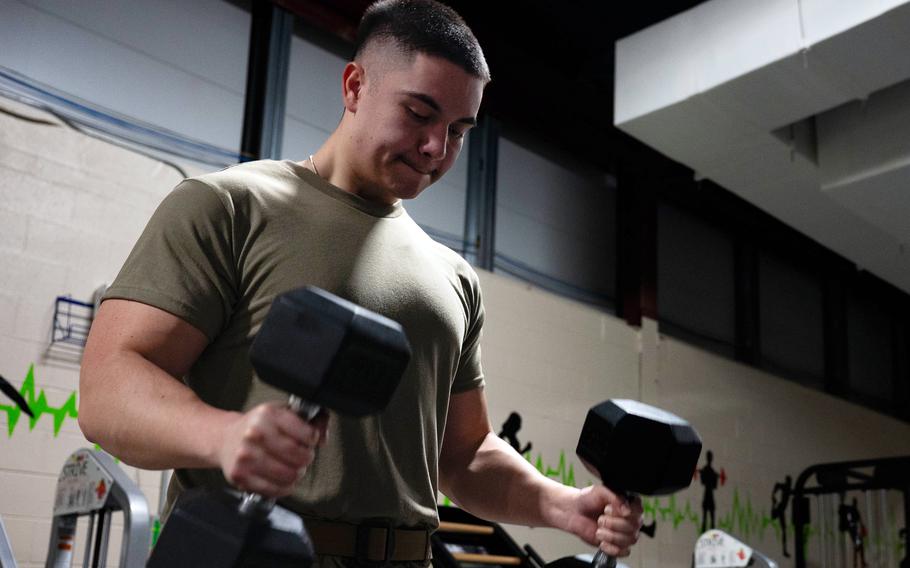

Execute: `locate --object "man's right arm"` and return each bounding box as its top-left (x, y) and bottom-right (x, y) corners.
top-left (79, 299), bottom-right (325, 497)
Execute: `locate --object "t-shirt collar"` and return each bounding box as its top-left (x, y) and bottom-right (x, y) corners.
top-left (283, 160), bottom-right (404, 218)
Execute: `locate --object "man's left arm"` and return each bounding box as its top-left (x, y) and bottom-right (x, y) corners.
top-left (438, 387), bottom-right (644, 557)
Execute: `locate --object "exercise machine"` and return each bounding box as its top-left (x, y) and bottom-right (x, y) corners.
top-left (45, 448), bottom-right (151, 568)
top-left (694, 530), bottom-right (777, 568)
top-left (792, 456), bottom-right (909, 568)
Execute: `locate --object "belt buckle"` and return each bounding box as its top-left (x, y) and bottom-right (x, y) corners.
top-left (355, 519), bottom-right (396, 562)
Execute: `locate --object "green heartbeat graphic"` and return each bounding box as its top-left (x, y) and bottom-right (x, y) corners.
top-left (644, 493), bottom-right (701, 529)
top-left (1, 364), bottom-right (78, 437)
top-left (644, 489), bottom-right (905, 559)
top-left (529, 450), bottom-right (578, 487)
top-left (717, 489), bottom-right (778, 540)
top-left (644, 489), bottom-right (778, 538)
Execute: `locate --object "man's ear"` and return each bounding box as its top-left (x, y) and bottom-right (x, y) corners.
top-left (342, 62), bottom-right (365, 113)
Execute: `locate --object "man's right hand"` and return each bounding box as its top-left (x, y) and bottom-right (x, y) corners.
top-left (218, 403), bottom-right (329, 497)
top-left (80, 299), bottom-right (330, 487)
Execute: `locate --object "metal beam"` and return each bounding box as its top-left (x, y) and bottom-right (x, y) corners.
top-left (823, 263), bottom-right (850, 397)
top-left (241, 1), bottom-right (293, 161)
top-left (464, 115), bottom-right (499, 269)
top-left (616, 163), bottom-right (657, 327)
top-left (734, 238), bottom-right (760, 365)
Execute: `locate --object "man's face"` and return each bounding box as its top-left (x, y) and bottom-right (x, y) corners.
top-left (347, 52), bottom-right (485, 203)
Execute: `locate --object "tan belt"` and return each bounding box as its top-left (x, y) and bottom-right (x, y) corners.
top-left (304, 519), bottom-right (431, 563)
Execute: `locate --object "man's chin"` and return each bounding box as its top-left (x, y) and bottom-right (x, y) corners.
top-left (391, 182), bottom-right (427, 201)
top-left (387, 173), bottom-right (431, 199)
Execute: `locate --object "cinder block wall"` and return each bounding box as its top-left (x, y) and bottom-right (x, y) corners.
top-left (477, 271), bottom-right (640, 561)
top-left (0, 96), bottom-right (193, 567)
top-left (477, 272), bottom-right (910, 567)
top-left (2, 95), bottom-right (909, 568)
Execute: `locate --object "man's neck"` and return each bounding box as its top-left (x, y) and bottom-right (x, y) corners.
top-left (305, 135), bottom-right (398, 206)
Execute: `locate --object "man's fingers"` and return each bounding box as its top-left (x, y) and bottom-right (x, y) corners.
top-left (227, 443), bottom-right (315, 496)
top-left (261, 423), bottom-right (318, 468)
top-left (597, 515), bottom-right (641, 538)
top-left (253, 405), bottom-right (326, 466)
top-left (235, 473), bottom-right (294, 498)
top-left (602, 492), bottom-right (631, 517)
top-left (219, 402), bottom-right (328, 496)
top-left (598, 540), bottom-right (632, 558)
top-left (271, 406), bottom-right (314, 444)
top-left (590, 485), bottom-right (631, 518)
top-left (570, 487), bottom-right (644, 553)
top-left (272, 407), bottom-right (329, 448)
top-left (595, 528), bottom-right (638, 558)
top-left (595, 509), bottom-right (642, 557)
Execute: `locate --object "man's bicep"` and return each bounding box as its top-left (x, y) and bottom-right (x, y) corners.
top-left (440, 387), bottom-right (493, 469)
top-left (84, 299), bottom-right (209, 379)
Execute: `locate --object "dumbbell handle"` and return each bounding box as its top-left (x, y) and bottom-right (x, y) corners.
top-left (592, 548), bottom-right (617, 568)
top-left (238, 395), bottom-right (321, 517)
top-left (591, 490), bottom-right (637, 568)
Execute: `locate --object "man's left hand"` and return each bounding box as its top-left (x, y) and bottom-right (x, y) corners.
top-left (564, 485), bottom-right (644, 558)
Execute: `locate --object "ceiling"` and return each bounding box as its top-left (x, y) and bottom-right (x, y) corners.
top-left (272, 1), bottom-right (910, 296)
top-left (613, 0), bottom-right (910, 295)
top-left (273, 0), bottom-right (706, 170)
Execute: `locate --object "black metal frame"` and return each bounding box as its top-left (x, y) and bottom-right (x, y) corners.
top-left (464, 115), bottom-right (499, 270)
top-left (241, 0), bottom-right (293, 161)
top-left (431, 505), bottom-right (535, 568)
top-left (616, 161), bottom-right (657, 327)
top-left (792, 456), bottom-right (910, 568)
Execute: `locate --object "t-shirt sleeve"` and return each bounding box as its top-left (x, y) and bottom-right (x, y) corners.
top-left (103, 179), bottom-right (238, 341)
top-left (451, 270), bottom-right (485, 394)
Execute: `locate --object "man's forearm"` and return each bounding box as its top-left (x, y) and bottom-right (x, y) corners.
top-left (439, 432), bottom-right (578, 531)
top-left (79, 348), bottom-right (237, 470)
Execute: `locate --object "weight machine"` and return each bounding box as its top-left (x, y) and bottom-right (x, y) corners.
top-left (793, 456), bottom-right (909, 568)
top-left (45, 448), bottom-right (151, 568)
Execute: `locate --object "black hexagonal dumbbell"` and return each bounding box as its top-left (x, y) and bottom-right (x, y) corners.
top-left (576, 399), bottom-right (702, 568)
top-left (149, 286), bottom-right (411, 568)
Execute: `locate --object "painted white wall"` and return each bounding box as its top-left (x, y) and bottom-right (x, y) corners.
top-left (647, 331), bottom-right (910, 567)
top-left (2, 3), bottom-right (909, 565)
top-left (2, 99), bottom-right (909, 567)
top-left (281, 34), bottom-right (345, 160)
top-left (0, 95), bottom-right (193, 568)
top-left (0, 0), bottom-right (249, 153)
top-left (0, 0), bottom-right (471, 245)
top-left (478, 271), bottom-right (910, 567)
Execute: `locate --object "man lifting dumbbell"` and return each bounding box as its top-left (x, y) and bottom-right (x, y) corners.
top-left (78, 0), bottom-right (644, 565)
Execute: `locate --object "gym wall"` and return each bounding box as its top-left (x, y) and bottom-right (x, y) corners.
top-left (0, 0), bottom-right (250, 154)
top-left (0, 96), bottom-right (192, 567)
top-left (1, 1), bottom-right (910, 567)
top-left (2, 91), bottom-right (910, 567)
top-left (478, 272), bottom-right (910, 566)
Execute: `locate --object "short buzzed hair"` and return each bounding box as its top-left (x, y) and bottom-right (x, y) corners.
top-left (354, 0), bottom-right (490, 82)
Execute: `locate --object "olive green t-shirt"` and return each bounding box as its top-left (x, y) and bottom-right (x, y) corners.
top-left (104, 159), bottom-right (485, 529)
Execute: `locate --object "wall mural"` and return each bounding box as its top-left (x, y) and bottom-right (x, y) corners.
top-left (2, 379), bottom-right (905, 563)
top-left (0, 364), bottom-right (78, 437)
top-left (485, 411), bottom-right (907, 563)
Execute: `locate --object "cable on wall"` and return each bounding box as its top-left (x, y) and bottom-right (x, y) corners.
top-left (0, 65), bottom-right (239, 174)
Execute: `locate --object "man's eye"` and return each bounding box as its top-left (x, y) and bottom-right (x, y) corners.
top-left (407, 107), bottom-right (429, 121)
top-left (449, 127), bottom-right (466, 141)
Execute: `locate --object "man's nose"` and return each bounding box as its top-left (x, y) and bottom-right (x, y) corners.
top-left (420, 124), bottom-right (448, 161)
